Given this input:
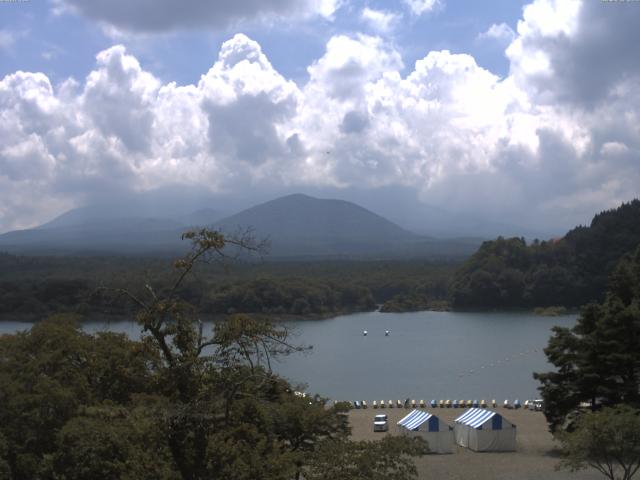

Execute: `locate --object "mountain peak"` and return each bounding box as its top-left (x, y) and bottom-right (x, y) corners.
top-left (213, 194), bottom-right (419, 257)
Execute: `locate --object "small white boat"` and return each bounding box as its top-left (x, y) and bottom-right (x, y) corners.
top-left (363, 330), bottom-right (368, 336)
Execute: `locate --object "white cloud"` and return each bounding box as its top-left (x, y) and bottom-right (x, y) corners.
top-left (1, 0), bottom-right (640, 233)
top-left (55, 0), bottom-right (340, 33)
top-left (478, 23), bottom-right (515, 42)
top-left (404, 0), bottom-right (441, 16)
top-left (0, 30), bottom-right (14, 50)
top-left (0, 29), bottom-right (28, 52)
top-left (360, 8), bottom-right (402, 33)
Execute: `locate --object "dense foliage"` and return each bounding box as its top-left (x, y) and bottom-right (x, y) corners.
top-left (0, 230), bottom-right (428, 480)
top-left (556, 405), bottom-right (640, 480)
top-left (534, 246), bottom-right (640, 432)
top-left (450, 200), bottom-right (640, 309)
top-left (0, 254), bottom-right (456, 320)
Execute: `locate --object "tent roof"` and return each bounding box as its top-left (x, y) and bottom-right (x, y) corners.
top-left (397, 409), bottom-right (433, 430)
top-left (454, 408), bottom-right (499, 429)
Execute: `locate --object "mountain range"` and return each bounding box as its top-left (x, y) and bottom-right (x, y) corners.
top-left (0, 193), bottom-right (486, 258)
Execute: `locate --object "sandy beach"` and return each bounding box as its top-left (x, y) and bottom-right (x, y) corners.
top-left (348, 406), bottom-right (602, 480)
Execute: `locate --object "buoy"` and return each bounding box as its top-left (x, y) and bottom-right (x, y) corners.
top-left (385, 330), bottom-right (390, 336)
top-left (363, 330), bottom-right (368, 336)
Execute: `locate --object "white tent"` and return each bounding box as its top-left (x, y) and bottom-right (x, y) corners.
top-left (454, 408), bottom-right (516, 452)
top-left (397, 409), bottom-right (454, 454)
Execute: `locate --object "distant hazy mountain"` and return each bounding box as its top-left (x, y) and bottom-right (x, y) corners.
top-left (213, 194), bottom-right (480, 258)
top-left (0, 193), bottom-right (482, 258)
top-left (385, 203), bottom-right (555, 240)
top-left (0, 201), bottom-right (225, 255)
top-left (212, 193), bottom-right (414, 255)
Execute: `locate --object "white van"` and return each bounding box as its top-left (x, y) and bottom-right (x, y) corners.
top-left (373, 414), bottom-right (388, 432)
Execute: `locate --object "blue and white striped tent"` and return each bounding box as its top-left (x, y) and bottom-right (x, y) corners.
top-left (454, 408), bottom-right (516, 452)
top-left (397, 409), bottom-right (454, 454)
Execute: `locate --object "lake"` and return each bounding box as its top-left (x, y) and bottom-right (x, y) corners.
top-left (1, 310), bottom-right (575, 402)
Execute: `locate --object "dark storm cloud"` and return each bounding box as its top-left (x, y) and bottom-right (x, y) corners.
top-left (520, 1), bottom-right (640, 107)
top-left (57, 0), bottom-right (336, 32)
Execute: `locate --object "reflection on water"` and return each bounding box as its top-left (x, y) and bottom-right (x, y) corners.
top-left (0, 310), bottom-right (575, 401)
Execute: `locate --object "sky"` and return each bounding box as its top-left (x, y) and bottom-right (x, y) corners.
top-left (1, 0), bottom-right (639, 235)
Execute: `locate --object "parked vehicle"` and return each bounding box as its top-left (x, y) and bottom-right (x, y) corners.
top-left (373, 414), bottom-right (389, 432)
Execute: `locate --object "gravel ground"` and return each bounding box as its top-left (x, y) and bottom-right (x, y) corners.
top-left (348, 406), bottom-right (602, 480)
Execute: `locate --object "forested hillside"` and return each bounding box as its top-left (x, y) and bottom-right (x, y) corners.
top-left (449, 200), bottom-right (640, 309)
top-left (0, 254), bottom-right (455, 320)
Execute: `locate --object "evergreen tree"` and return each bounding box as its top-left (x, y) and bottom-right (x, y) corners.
top-left (534, 246), bottom-right (640, 431)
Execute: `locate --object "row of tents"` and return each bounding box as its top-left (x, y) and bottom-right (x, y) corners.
top-left (396, 408), bottom-right (516, 454)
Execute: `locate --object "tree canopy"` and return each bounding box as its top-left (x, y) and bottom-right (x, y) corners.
top-left (0, 229), bottom-right (428, 480)
top-left (534, 245), bottom-right (640, 431)
top-left (557, 405), bottom-right (640, 480)
top-left (450, 200), bottom-right (640, 309)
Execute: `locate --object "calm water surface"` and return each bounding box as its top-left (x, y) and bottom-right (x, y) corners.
top-left (1, 311), bottom-right (575, 402)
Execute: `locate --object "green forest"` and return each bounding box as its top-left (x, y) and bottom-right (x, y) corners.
top-left (1, 199), bottom-right (640, 321)
top-left (449, 200), bottom-right (640, 310)
top-left (0, 230), bottom-right (429, 479)
top-left (0, 254), bottom-right (455, 320)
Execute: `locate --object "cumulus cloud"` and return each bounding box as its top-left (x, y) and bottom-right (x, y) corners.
top-left (1, 0), bottom-right (640, 233)
top-left (54, 0), bottom-right (340, 33)
top-left (360, 8), bottom-right (402, 33)
top-left (404, 0), bottom-right (441, 16)
top-left (506, 0), bottom-right (640, 107)
top-left (478, 23), bottom-right (515, 42)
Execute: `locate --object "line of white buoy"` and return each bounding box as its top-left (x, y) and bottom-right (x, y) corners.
top-left (336, 398), bottom-right (542, 411)
top-left (455, 348), bottom-right (542, 379)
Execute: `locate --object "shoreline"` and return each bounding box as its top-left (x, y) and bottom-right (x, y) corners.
top-left (348, 408), bottom-right (601, 479)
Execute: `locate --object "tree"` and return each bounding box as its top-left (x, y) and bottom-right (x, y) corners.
top-left (534, 246), bottom-right (640, 431)
top-left (0, 314), bottom-right (156, 479)
top-left (0, 229), bottom-right (430, 480)
top-left (48, 404), bottom-right (177, 480)
top-left (557, 405), bottom-right (640, 480)
top-left (271, 396), bottom-right (350, 479)
top-left (305, 436), bottom-right (429, 480)
top-left (0, 431), bottom-right (10, 480)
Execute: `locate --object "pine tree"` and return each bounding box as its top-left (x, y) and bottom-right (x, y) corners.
top-left (534, 246), bottom-right (640, 431)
